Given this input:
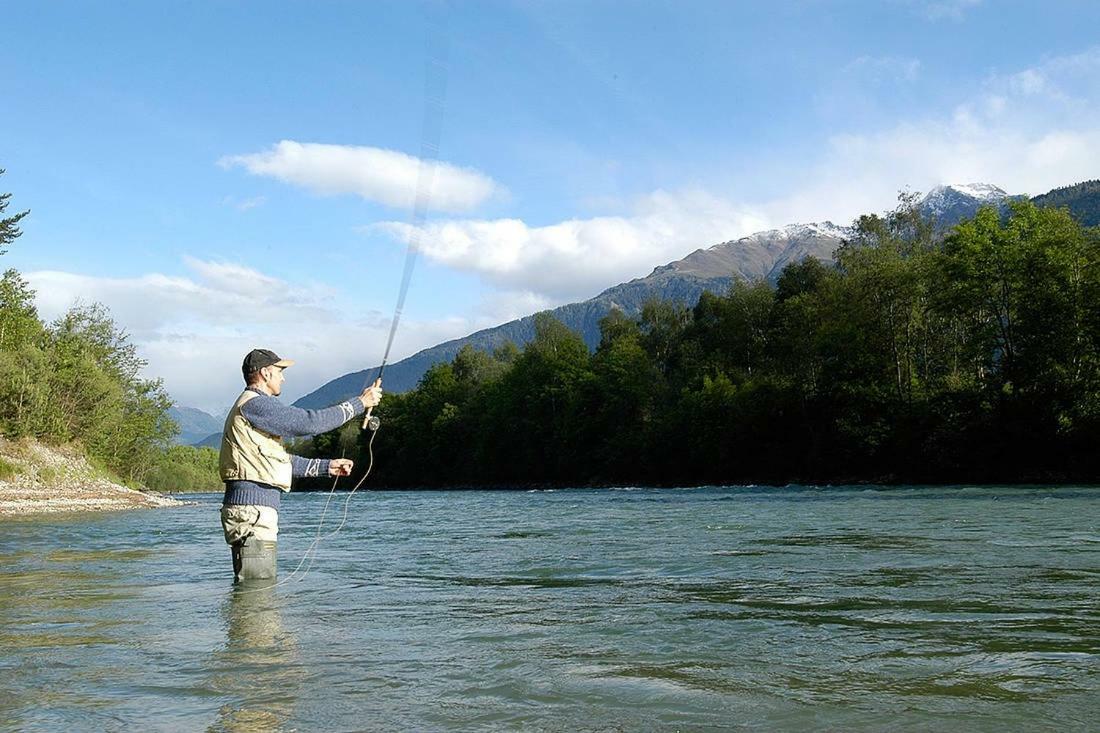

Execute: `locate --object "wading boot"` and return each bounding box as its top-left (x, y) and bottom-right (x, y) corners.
top-left (231, 536), bottom-right (277, 582)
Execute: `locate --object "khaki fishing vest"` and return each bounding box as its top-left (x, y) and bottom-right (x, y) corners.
top-left (219, 390), bottom-right (293, 491)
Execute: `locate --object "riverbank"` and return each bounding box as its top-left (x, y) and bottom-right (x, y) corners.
top-left (0, 439), bottom-right (184, 516)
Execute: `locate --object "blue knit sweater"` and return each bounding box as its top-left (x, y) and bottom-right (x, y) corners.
top-left (222, 388), bottom-right (364, 509)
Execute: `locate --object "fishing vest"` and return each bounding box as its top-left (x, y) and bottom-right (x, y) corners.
top-left (219, 390), bottom-right (293, 491)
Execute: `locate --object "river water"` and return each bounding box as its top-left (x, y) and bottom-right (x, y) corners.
top-left (1, 486), bottom-right (1098, 731)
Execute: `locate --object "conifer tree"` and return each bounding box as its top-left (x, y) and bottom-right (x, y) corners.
top-left (0, 170), bottom-right (29, 254)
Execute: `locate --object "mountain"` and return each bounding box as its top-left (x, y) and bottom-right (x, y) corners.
top-left (294, 221), bottom-right (850, 408)
top-left (295, 182), bottom-right (1028, 410)
top-left (167, 406), bottom-right (223, 446)
top-left (1033, 179), bottom-right (1100, 226)
top-left (194, 432), bottom-right (222, 448)
top-left (916, 183), bottom-right (1017, 229)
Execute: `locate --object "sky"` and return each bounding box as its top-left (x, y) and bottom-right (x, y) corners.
top-left (4, 0), bottom-right (1100, 414)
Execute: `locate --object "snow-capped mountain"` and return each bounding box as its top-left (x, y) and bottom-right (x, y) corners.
top-left (917, 183), bottom-right (1016, 229)
top-left (658, 221), bottom-right (850, 283)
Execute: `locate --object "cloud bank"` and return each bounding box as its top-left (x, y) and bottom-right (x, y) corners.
top-left (27, 259), bottom-right (482, 415)
top-left (220, 140), bottom-right (501, 214)
top-left (768, 46), bottom-right (1100, 224)
top-left (372, 190), bottom-right (771, 302)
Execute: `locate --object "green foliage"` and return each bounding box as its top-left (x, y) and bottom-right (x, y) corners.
top-left (0, 170), bottom-right (29, 255)
top-left (145, 445), bottom-right (221, 492)
top-left (0, 269), bottom-right (42, 350)
top-left (1033, 179), bottom-right (1100, 227)
top-left (0, 455), bottom-right (21, 481)
top-left (304, 193), bottom-right (1100, 487)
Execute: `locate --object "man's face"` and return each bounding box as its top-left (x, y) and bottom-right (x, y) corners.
top-left (262, 365), bottom-right (286, 396)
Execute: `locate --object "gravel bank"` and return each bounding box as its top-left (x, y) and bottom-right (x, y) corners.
top-left (0, 440), bottom-right (184, 516)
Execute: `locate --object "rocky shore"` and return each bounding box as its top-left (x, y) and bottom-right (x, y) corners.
top-left (0, 439), bottom-right (184, 516)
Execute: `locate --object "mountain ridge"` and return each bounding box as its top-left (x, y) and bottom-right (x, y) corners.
top-left (167, 405), bottom-right (223, 446)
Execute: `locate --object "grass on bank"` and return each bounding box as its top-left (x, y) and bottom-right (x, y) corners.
top-left (0, 455), bottom-right (20, 481)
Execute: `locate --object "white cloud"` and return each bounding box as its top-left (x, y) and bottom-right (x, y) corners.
top-left (370, 190), bottom-right (771, 302)
top-left (761, 123), bottom-right (1100, 228)
top-left (479, 290), bottom-right (558, 323)
top-left (219, 140), bottom-right (501, 214)
top-left (990, 47), bottom-right (1100, 107)
top-left (27, 259), bottom-right (479, 415)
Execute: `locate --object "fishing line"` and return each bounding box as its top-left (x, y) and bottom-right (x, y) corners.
top-left (271, 9), bottom-right (451, 585)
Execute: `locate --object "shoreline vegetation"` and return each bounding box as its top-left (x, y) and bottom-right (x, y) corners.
top-left (4, 172), bottom-right (1100, 509)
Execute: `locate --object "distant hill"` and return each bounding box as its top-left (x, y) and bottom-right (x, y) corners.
top-left (194, 432), bottom-right (222, 448)
top-left (294, 182), bottom-right (1021, 410)
top-left (1033, 180), bottom-right (1100, 226)
top-left (167, 406), bottom-right (223, 446)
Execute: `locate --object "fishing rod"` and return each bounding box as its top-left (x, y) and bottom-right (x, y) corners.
top-left (360, 13), bottom-right (449, 436)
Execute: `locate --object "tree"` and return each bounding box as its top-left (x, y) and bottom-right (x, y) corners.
top-left (0, 269), bottom-right (42, 350)
top-left (0, 170), bottom-right (29, 255)
top-left (584, 310), bottom-right (660, 480)
top-left (639, 298), bottom-right (691, 377)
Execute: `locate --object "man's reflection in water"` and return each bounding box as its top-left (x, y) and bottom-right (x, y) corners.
top-left (208, 582), bottom-right (300, 733)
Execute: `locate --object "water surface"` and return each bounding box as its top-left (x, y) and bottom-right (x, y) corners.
top-left (1, 486), bottom-right (1098, 731)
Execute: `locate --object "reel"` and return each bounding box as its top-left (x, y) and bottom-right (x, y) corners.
top-left (366, 415), bottom-right (381, 432)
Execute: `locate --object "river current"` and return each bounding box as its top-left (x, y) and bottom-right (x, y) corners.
top-left (1, 486), bottom-right (1098, 731)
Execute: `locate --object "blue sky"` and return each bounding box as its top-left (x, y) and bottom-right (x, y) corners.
top-left (4, 0), bottom-right (1100, 413)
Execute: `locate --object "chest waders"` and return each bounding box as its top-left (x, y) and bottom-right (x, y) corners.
top-left (231, 535), bottom-right (278, 582)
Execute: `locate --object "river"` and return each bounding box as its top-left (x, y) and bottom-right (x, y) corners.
top-left (1, 486), bottom-right (1098, 731)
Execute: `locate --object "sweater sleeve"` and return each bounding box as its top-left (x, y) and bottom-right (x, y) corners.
top-left (291, 454), bottom-right (332, 478)
top-left (240, 392), bottom-right (364, 438)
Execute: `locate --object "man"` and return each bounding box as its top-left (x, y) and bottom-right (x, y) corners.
top-left (219, 348), bottom-right (383, 582)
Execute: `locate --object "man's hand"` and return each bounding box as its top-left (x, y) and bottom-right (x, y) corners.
top-left (329, 458), bottom-right (354, 477)
top-left (359, 378), bottom-right (383, 410)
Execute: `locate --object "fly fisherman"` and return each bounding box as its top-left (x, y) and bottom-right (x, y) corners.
top-left (219, 348), bottom-right (383, 582)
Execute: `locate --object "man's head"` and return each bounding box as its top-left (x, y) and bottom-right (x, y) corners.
top-left (242, 349), bottom-right (295, 396)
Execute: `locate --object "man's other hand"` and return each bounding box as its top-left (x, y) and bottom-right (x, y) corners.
top-left (329, 458), bottom-right (354, 477)
top-left (359, 378), bottom-right (383, 409)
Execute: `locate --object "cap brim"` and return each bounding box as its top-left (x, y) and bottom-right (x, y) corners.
top-left (274, 359), bottom-right (295, 368)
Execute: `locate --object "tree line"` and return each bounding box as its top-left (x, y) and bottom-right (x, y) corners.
top-left (306, 196), bottom-right (1100, 487)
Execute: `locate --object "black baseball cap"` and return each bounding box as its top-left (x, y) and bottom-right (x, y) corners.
top-left (242, 348), bottom-right (295, 379)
